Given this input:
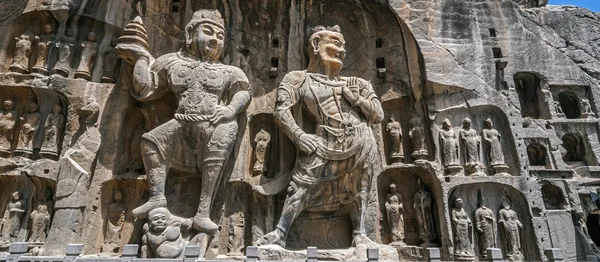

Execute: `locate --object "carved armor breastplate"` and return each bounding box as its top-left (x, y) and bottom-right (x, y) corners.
top-left (171, 62), bottom-right (230, 118)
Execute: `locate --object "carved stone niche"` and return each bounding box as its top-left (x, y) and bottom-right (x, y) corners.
top-left (434, 106), bottom-right (518, 176)
top-left (541, 182), bottom-right (568, 210)
top-left (119, 107), bottom-right (148, 176)
top-left (449, 183), bottom-right (539, 261)
top-left (525, 139), bottom-right (552, 170)
top-left (381, 98), bottom-right (421, 165)
top-left (0, 174), bottom-right (35, 249)
top-left (221, 182), bottom-right (253, 257)
top-left (377, 167), bottom-right (439, 253)
top-left (0, 86), bottom-right (67, 159)
top-left (561, 133), bottom-right (593, 167)
top-left (96, 179), bottom-right (147, 255)
top-left (513, 72), bottom-right (550, 119)
top-left (248, 114), bottom-right (283, 179)
top-left (550, 85), bottom-right (594, 119)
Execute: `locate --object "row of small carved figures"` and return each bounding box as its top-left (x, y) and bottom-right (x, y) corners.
top-left (8, 24), bottom-right (119, 83)
top-left (438, 117), bottom-right (508, 175)
top-left (0, 191), bottom-right (53, 247)
top-left (0, 100), bottom-right (64, 153)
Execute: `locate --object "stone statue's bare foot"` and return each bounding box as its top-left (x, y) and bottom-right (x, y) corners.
top-left (132, 196), bottom-right (167, 218)
top-left (192, 215), bottom-right (219, 235)
top-left (255, 230), bottom-right (285, 248)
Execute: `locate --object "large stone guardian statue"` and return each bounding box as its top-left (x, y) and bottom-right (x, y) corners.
top-left (256, 25), bottom-right (384, 247)
top-left (116, 10), bottom-right (251, 235)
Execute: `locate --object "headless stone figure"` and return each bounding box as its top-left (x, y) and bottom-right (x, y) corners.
top-left (116, 10), bottom-right (251, 235)
top-left (28, 204), bottom-right (50, 243)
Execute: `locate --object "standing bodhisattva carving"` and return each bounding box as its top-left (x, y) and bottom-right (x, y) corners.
top-left (17, 102), bottom-right (41, 152)
top-left (256, 25), bottom-right (384, 247)
top-left (498, 195), bottom-right (523, 261)
top-left (452, 198), bottom-right (474, 261)
top-left (41, 103), bottom-right (64, 155)
top-left (0, 100), bottom-right (18, 151)
top-left (75, 32), bottom-right (98, 80)
top-left (0, 191), bottom-right (26, 242)
top-left (460, 117), bottom-right (482, 175)
top-left (440, 118), bottom-right (460, 171)
top-left (28, 204), bottom-right (50, 243)
top-left (475, 195), bottom-right (496, 260)
top-left (253, 128), bottom-right (270, 176)
top-left (53, 30), bottom-right (75, 77)
top-left (10, 35), bottom-right (32, 74)
top-left (387, 115), bottom-right (404, 164)
top-left (409, 116), bottom-right (428, 161)
top-left (32, 24), bottom-right (55, 75)
top-left (386, 183), bottom-right (405, 246)
top-left (414, 179), bottom-right (435, 247)
top-left (116, 10), bottom-right (251, 236)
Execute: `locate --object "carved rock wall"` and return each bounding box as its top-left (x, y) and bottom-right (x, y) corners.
top-left (0, 0), bottom-right (598, 261)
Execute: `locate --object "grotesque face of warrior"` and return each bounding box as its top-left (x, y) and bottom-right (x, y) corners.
top-left (187, 22), bottom-right (224, 62)
top-left (149, 210), bottom-right (169, 233)
top-left (312, 31), bottom-right (346, 71)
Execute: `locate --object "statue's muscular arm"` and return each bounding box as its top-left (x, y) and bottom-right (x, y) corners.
top-left (274, 72), bottom-right (318, 154)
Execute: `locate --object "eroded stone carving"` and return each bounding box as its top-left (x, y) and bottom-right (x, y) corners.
top-left (116, 10), bottom-right (251, 236)
top-left (482, 118), bottom-right (509, 175)
top-left (0, 100), bottom-right (18, 151)
top-left (0, 191), bottom-right (26, 243)
top-left (75, 32), bottom-right (98, 80)
top-left (102, 191), bottom-right (126, 254)
top-left (387, 115), bottom-right (404, 164)
top-left (101, 38), bottom-right (120, 83)
top-left (414, 179), bottom-right (435, 247)
top-left (127, 117), bottom-right (146, 174)
top-left (16, 102), bottom-right (42, 153)
top-left (32, 24), bottom-right (55, 75)
top-left (409, 116), bottom-right (428, 162)
top-left (256, 25), bottom-right (384, 247)
top-left (10, 34), bottom-right (32, 73)
top-left (440, 118), bottom-right (461, 174)
top-left (142, 207), bottom-right (187, 258)
top-left (385, 183), bottom-right (405, 246)
top-left (498, 194), bottom-right (523, 261)
top-left (53, 30), bottom-right (75, 77)
top-left (553, 100), bottom-right (565, 118)
top-left (475, 193), bottom-right (496, 260)
top-left (460, 118), bottom-right (483, 175)
top-left (227, 211), bottom-right (245, 256)
top-left (41, 103), bottom-right (64, 156)
top-left (253, 128), bottom-right (270, 176)
top-left (452, 198), bottom-right (474, 261)
top-left (28, 204), bottom-right (50, 243)
top-left (581, 98), bottom-right (595, 118)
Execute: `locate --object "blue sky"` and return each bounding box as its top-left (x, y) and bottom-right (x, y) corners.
top-left (548, 0), bottom-right (600, 11)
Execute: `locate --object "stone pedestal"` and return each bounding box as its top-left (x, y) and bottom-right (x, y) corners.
top-left (422, 247), bottom-right (441, 262)
top-left (545, 248), bottom-right (564, 262)
top-left (486, 248), bottom-right (503, 262)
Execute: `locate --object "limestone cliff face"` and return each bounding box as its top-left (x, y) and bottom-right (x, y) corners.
top-left (0, 1), bottom-right (598, 261)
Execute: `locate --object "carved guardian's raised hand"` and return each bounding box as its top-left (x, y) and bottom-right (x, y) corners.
top-left (116, 43), bottom-right (153, 65)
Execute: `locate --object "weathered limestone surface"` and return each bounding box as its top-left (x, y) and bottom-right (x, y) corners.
top-left (0, 0), bottom-right (598, 261)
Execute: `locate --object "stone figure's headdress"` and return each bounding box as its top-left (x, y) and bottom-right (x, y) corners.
top-left (190, 9), bottom-right (224, 30)
top-left (311, 25), bottom-right (342, 35)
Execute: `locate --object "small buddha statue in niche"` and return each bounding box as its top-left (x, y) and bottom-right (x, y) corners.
top-left (16, 102), bottom-right (42, 152)
top-left (101, 38), bottom-right (120, 83)
top-left (53, 29), bottom-right (75, 77)
top-left (28, 204), bottom-right (50, 243)
top-left (10, 34), bottom-right (32, 74)
top-left (32, 24), bottom-right (55, 75)
top-left (0, 191), bottom-right (26, 242)
top-left (253, 128), bottom-right (270, 176)
top-left (75, 31), bottom-right (98, 80)
top-left (387, 114), bottom-right (404, 164)
top-left (41, 103), bottom-right (65, 155)
top-left (102, 191), bottom-right (126, 253)
top-left (0, 100), bottom-right (18, 151)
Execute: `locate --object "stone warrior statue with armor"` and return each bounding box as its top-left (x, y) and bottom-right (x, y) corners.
top-left (256, 25), bottom-right (384, 247)
top-left (116, 10), bottom-right (251, 235)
